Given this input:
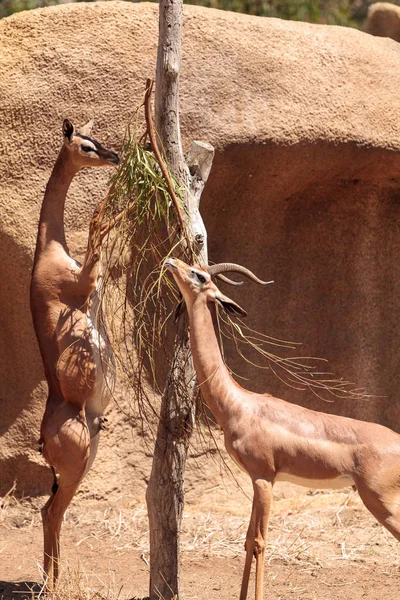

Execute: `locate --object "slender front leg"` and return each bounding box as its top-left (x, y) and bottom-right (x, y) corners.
top-left (76, 193), bottom-right (134, 294)
top-left (240, 498), bottom-right (256, 600)
top-left (253, 479), bottom-right (272, 600)
top-left (75, 195), bottom-right (108, 290)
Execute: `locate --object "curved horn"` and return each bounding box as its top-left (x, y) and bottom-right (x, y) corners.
top-left (207, 263), bottom-right (273, 286)
top-left (201, 264), bottom-right (243, 286)
top-left (215, 274), bottom-right (244, 286)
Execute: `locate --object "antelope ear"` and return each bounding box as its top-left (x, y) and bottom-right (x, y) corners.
top-left (79, 119), bottom-right (94, 137)
top-left (174, 299), bottom-right (187, 322)
top-left (215, 291), bottom-right (247, 317)
top-left (63, 119), bottom-right (74, 141)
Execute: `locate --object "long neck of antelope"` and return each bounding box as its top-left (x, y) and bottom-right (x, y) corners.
top-left (36, 146), bottom-right (78, 254)
top-left (187, 296), bottom-right (241, 427)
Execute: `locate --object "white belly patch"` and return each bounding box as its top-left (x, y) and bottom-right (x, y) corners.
top-left (276, 472), bottom-right (354, 490)
top-left (85, 313), bottom-right (116, 414)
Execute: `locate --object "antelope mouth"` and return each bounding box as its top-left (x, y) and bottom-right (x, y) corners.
top-left (165, 258), bottom-right (178, 271)
top-left (109, 152), bottom-right (120, 165)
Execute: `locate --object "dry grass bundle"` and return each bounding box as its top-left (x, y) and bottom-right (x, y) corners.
top-left (96, 86), bottom-right (369, 443)
top-left (97, 92), bottom-right (194, 430)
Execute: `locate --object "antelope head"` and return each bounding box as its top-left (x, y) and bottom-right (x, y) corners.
top-left (165, 257), bottom-right (273, 319)
top-left (62, 119), bottom-right (120, 169)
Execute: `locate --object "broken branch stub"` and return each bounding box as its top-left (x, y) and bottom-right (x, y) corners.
top-left (186, 140), bottom-right (214, 256)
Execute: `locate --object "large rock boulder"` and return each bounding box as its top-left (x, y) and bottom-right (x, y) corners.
top-left (1, 1), bottom-right (400, 496)
top-left (364, 2), bottom-right (400, 41)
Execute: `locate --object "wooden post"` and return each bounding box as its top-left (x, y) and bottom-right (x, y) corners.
top-left (145, 1), bottom-right (214, 599)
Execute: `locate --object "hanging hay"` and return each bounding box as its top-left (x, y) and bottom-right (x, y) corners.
top-left (97, 100), bottom-right (194, 432)
top-left (95, 92), bottom-right (369, 442)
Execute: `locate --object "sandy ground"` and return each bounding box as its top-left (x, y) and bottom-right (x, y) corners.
top-left (1, 475), bottom-right (400, 600)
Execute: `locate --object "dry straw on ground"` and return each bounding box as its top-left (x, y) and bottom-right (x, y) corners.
top-left (2, 482), bottom-right (400, 599)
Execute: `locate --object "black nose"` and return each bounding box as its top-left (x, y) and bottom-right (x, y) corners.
top-left (111, 153), bottom-right (120, 165)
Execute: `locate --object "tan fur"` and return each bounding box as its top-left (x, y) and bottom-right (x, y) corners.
top-left (165, 257), bottom-right (400, 600)
top-left (30, 120), bottom-right (119, 588)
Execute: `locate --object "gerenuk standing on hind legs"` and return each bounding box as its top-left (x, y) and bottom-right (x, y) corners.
top-left (30, 119), bottom-right (121, 588)
top-left (165, 257), bottom-right (400, 600)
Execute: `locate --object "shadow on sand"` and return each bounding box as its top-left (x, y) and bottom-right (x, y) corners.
top-left (0, 581), bottom-right (149, 600)
top-left (0, 581), bottom-right (42, 599)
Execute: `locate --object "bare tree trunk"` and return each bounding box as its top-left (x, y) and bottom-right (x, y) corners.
top-left (145, 1), bottom-right (214, 599)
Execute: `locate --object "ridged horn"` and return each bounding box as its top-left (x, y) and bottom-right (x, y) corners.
top-left (207, 263), bottom-right (273, 286)
top-left (215, 273), bottom-right (244, 286)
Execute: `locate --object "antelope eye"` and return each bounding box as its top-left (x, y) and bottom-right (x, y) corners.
top-left (81, 145), bottom-right (93, 153)
top-left (196, 273), bottom-right (206, 284)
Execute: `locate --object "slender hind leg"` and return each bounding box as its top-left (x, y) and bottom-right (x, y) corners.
top-left (382, 514), bottom-right (400, 542)
top-left (42, 473), bottom-right (86, 586)
top-left (253, 479), bottom-right (272, 600)
top-left (41, 404), bottom-right (90, 588)
top-left (356, 471), bottom-right (400, 544)
top-left (239, 479), bottom-right (272, 600)
top-left (240, 499), bottom-right (256, 600)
